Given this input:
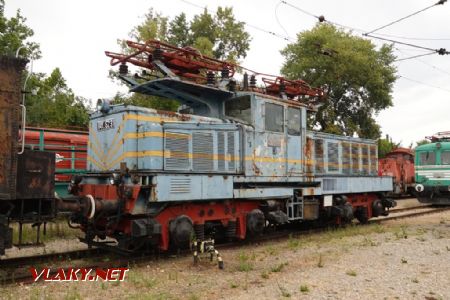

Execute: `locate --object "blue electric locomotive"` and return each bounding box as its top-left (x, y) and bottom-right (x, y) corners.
top-left (61, 40), bottom-right (395, 252)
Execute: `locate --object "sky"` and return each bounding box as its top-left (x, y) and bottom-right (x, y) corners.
top-left (5, 0), bottom-right (450, 146)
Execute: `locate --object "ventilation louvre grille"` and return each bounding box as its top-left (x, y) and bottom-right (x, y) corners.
top-left (193, 132), bottom-right (214, 172)
top-left (170, 177), bottom-right (191, 194)
top-left (165, 132), bottom-right (190, 170)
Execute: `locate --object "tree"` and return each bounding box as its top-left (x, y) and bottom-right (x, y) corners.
top-left (281, 24), bottom-right (397, 139)
top-left (378, 136), bottom-right (400, 158)
top-left (213, 7), bottom-right (250, 61)
top-left (0, 0), bottom-right (40, 59)
top-left (167, 13), bottom-right (190, 47)
top-left (415, 139), bottom-right (430, 148)
top-left (114, 7), bottom-right (251, 111)
top-left (26, 69), bottom-right (90, 129)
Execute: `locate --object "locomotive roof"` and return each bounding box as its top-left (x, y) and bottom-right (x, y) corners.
top-left (416, 141), bottom-right (450, 151)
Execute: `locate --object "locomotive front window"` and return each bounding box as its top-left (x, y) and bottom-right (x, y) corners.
top-left (287, 107), bottom-right (301, 135)
top-left (225, 96), bottom-right (252, 124)
top-left (265, 102), bottom-right (284, 133)
top-left (441, 151), bottom-right (450, 165)
top-left (419, 151), bottom-right (436, 165)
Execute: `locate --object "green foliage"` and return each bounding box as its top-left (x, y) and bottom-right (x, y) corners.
top-left (167, 13), bottom-right (190, 47)
top-left (415, 139), bottom-right (430, 147)
top-left (111, 92), bottom-right (179, 111)
top-left (114, 7), bottom-right (250, 111)
top-left (26, 69), bottom-right (90, 129)
top-left (131, 9), bottom-right (168, 43)
top-left (0, 1), bottom-right (41, 59)
top-left (378, 136), bottom-right (400, 158)
top-left (190, 8), bottom-right (216, 48)
top-left (127, 7), bottom-right (250, 61)
top-left (213, 7), bottom-right (250, 61)
top-left (281, 24), bottom-right (397, 139)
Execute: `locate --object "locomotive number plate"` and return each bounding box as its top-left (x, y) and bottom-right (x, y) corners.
top-left (97, 119), bottom-right (115, 131)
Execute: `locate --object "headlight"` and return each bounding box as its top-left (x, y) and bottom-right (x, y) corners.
top-left (109, 173), bottom-right (121, 185)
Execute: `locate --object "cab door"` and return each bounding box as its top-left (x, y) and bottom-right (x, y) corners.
top-left (286, 107), bottom-right (302, 175)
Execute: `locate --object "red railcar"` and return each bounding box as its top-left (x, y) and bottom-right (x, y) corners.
top-left (24, 127), bottom-right (88, 196)
top-left (378, 148), bottom-right (415, 196)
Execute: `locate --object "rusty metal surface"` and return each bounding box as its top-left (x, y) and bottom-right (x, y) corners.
top-left (0, 56), bottom-right (27, 200)
top-left (16, 150), bottom-right (55, 199)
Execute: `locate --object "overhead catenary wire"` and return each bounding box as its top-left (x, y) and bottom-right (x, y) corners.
top-left (364, 0), bottom-right (447, 35)
top-left (178, 0), bottom-right (293, 42)
top-left (399, 75), bottom-right (450, 93)
top-left (279, 0), bottom-right (450, 56)
top-left (394, 52), bottom-right (437, 62)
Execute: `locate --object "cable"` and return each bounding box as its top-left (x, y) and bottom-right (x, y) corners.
top-left (176, 0), bottom-right (293, 42)
top-left (399, 74), bottom-right (450, 93)
top-left (365, 0), bottom-right (447, 35)
top-left (275, 1), bottom-right (291, 40)
top-left (279, 0), bottom-right (450, 54)
top-left (416, 57), bottom-right (450, 77)
top-left (394, 52), bottom-right (436, 62)
top-left (244, 23), bottom-right (293, 41)
top-left (365, 34), bottom-right (449, 54)
top-left (280, 0), bottom-right (321, 20)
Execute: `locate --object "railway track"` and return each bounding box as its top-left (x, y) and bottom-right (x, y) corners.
top-left (1, 204), bottom-right (449, 285)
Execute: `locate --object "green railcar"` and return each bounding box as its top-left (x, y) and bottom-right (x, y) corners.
top-left (414, 132), bottom-right (450, 204)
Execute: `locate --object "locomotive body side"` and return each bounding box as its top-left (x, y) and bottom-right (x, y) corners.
top-left (378, 148), bottom-right (415, 197)
top-left (66, 79), bottom-right (394, 252)
top-left (0, 56), bottom-right (56, 255)
top-left (415, 142), bottom-right (450, 204)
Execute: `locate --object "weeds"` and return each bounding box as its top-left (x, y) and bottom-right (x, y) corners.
top-left (411, 278), bottom-right (419, 283)
top-left (394, 226), bottom-right (408, 239)
top-left (401, 258), bottom-right (408, 264)
top-left (230, 281), bottom-right (239, 288)
top-left (271, 262), bottom-right (288, 273)
top-left (237, 251), bottom-right (254, 272)
top-left (317, 254), bottom-right (324, 268)
top-left (261, 271), bottom-right (269, 279)
top-left (64, 288), bottom-right (82, 300)
top-left (300, 284), bottom-right (310, 293)
top-left (128, 270), bottom-right (157, 288)
top-left (277, 282), bottom-right (291, 298)
top-left (361, 237), bottom-right (379, 247)
top-left (288, 234), bottom-right (300, 249)
top-left (346, 270), bottom-right (357, 276)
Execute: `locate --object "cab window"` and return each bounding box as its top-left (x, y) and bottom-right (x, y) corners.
top-left (441, 151), bottom-right (450, 165)
top-left (265, 102), bottom-right (284, 133)
top-left (287, 107), bottom-right (301, 136)
top-left (225, 96), bottom-right (251, 124)
top-left (419, 151), bottom-right (436, 165)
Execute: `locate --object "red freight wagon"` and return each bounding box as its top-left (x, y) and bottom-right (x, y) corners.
top-left (23, 127), bottom-right (88, 196)
top-left (378, 148), bottom-right (415, 197)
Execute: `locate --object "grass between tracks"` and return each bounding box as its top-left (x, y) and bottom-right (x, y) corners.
top-left (2, 213), bottom-right (449, 300)
top-left (10, 217), bottom-right (79, 245)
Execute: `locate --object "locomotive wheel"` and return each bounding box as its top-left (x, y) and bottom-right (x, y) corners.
top-left (246, 209), bottom-right (265, 236)
top-left (355, 207), bottom-right (369, 224)
top-left (169, 215), bottom-right (193, 249)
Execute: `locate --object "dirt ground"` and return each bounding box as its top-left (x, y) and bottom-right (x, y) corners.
top-left (1, 208), bottom-right (449, 300)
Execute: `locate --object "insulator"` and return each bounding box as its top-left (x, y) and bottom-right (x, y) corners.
top-left (194, 223), bottom-right (205, 241)
top-left (119, 63), bottom-right (128, 75)
top-left (226, 220), bottom-right (236, 240)
top-left (249, 75), bottom-right (257, 88)
top-left (228, 79), bottom-right (236, 92)
top-left (153, 47), bottom-right (163, 61)
top-left (206, 71), bottom-right (215, 85)
top-left (243, 72), bottom-right (249, 90)
top-left (279, 81), bottom-right (286, 94)
top-left (221, 67), bottom-right (229, 79)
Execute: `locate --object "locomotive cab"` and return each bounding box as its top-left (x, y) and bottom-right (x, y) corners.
top-left (415, 136), bottom-right (450, 204)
